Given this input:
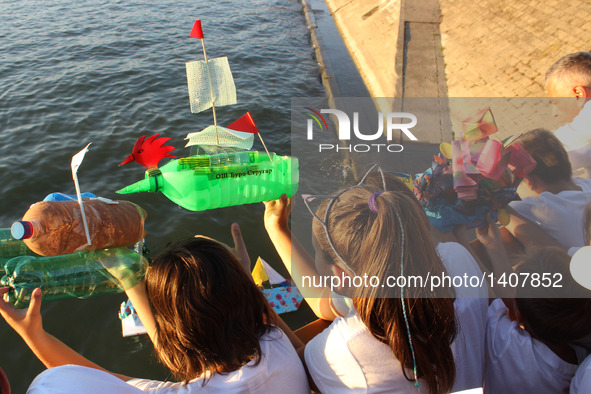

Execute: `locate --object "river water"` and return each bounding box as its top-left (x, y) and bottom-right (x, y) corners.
top-left (0, 0), bottom-right (327, 390)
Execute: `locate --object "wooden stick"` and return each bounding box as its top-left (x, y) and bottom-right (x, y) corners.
top-left (258, 134), bottom-right (272, 161)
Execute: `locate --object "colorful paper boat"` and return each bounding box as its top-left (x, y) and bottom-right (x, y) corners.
top-left (252, 257), bottom-right (303, 315)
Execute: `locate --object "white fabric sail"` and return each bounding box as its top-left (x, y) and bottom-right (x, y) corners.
top-left (186, 57), bottom-right (237, 113)
top-left (185, 125), bottom-right (254, 149)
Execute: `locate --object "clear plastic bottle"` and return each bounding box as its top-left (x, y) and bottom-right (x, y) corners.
top-left (11, 198), bottom-right (147, 256)
top-left (0, 229), bottom-right (37, 276)
top-left (0, 248), bottom-right (147, 308)
top-left (0, 229), bottom-right (36, 259)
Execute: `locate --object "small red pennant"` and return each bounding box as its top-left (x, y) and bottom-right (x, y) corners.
top-left (227, 112), bottom-right (259, 134)
top-left (190, 19), bottom-right (204, 39)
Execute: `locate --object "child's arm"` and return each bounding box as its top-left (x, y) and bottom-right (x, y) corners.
top-left (433, 225), bottom-right (491, 277)
top-left (124, 280), bottom-right (157, 346)
top-left (264, 195), bottom-right (338, 321)
top-left (100, 255), bottom-right (158, 346)
top-left (474, 217), bottom-right (516, 300)
top-left (0, 288), bottom-right (133, 381)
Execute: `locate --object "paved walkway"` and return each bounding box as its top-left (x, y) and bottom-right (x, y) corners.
top-left (324, 0), bottom-right (591, 99)
top-left (439, 0), bottom-right (591, 97)
top-left (321, 0), bottom-right (591, 141)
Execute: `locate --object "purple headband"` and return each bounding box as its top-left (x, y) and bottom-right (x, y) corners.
top-left (368, 191), bottom-right (384, 213)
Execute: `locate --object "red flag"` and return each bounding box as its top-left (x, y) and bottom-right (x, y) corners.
top-left (227, 112), bottom-right (259, 134)
top-left (190, 19), bottom-right (204, 39)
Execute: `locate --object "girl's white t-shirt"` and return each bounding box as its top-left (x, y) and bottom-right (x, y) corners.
top-left (28, 328), bottom-right (309, 394)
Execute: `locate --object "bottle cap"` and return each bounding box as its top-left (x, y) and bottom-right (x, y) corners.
top-left (11, 221), bottom-right (33, 240)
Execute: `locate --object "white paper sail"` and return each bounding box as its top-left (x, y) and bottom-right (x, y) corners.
top-left (185, 125), bottom-right (254, 149)
top-left (186, 57), bottom-right (237, 113)
top-left (261, 258), bottom-right (286, 285)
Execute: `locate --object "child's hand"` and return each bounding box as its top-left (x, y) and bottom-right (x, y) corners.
top-left (452, 224), bottom-right (469, 243)
top-left (0, 287), bottom-right (44, 341)
top-left (229, 223), bottom-right (251, 274)
top-left (263, 194), bottom-right (291, 232)
top-left (476, 215), bottom-right (503, 250)
top-left (195, 224), bottom-right (252, 274)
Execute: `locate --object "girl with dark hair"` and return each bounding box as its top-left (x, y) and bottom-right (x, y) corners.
top-left (264, 167), bottom-right (488, 393)
top-left (485, 247), bottom-right (591, 394)
top-left (0, 225), bottom-right (310, 393)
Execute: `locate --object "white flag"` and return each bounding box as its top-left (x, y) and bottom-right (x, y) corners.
top-left (71, 143), bottom-right (91, 173)
top-left (71, 143), bottom-right (92, 247)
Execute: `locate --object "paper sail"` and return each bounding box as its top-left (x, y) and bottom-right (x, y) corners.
top-left (252, 257), bottom-right (270, 286)
top-left (476, 139), bottom-right (508, 180)
top-left (506, 143), bottom-right (536, 178)
top-left (252, 257), bottom-right (303, 314)
top-left (467, 138), bottom-right (487, 164)
top-left (253, 257), bottom-right (287, 285)
top-left (461, 140), bottom-right (479, 175)
top-left (186, 57), bottom-right (237, 114)
top-left (452, 140), bottom-right (478, 199)
top-left (461, 107), bottom-right (498, 142)
top-left (185, 125), bottom-right (254, 149)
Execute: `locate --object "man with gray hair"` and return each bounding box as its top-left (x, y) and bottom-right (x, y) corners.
top-left (546, 51), bottom-right (591, 177)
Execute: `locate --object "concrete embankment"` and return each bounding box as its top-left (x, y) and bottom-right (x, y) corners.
top-left (313, 0), bottom-right (452, 144)
top-left (319, 0), bottom-right (403, 98)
